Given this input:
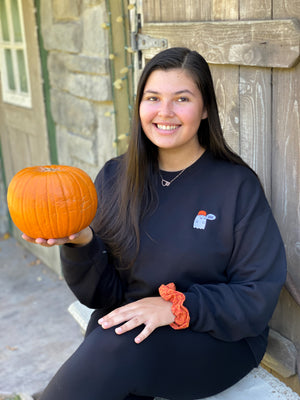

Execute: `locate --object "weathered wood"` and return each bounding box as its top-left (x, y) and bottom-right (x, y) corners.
top-left (268, 6), bottom-right (300, 386)
top-left (212, 0), bottom-right (238, 20)
top-left (270, 288), bottom-right (300, 392)
top-left (160, 0), bottom-right (191, 21)
top-left (142, 19), bottom-right (300, 68)
top-left (262, 328), bottom-right (297, 378)
top-left (273, 0), bottom-right (300, 18)
top-left (239, 68), bottom-right (272, 199)
top-left (272, 63), bottom-right (300, 294)
top-left (143, 0), bottom-right (212, 22)
top-left (107, 0), bottom-right (132, 155)
top-left (210, 65), bottom-right (240, 154)
top-left (239, 1), bottom-right (272, 198)
top-left (240, 0), bottom-right (272, 20)
top-left (142, 0), bottom-right (162, 22)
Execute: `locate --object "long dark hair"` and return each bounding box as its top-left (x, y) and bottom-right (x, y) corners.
top-left (93, 47), bottom-right (250, 265)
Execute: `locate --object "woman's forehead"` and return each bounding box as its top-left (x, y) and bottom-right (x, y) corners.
top-left (144, 68), bottom-right (199, 92)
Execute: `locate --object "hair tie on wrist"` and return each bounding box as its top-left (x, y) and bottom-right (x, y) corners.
top-left (159, 283), bottom-right (190, 329)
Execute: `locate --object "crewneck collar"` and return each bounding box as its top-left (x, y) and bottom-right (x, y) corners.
top-left (159, 150), bottom-right (209, 175)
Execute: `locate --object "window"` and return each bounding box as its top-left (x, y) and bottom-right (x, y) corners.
top-left (0, 0), bottom-right (31, 107)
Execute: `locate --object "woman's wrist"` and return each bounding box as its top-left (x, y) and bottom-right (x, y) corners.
top-left (159, 283), bottom-right (190, 329)
top-left (66, 226), bottom-right (94, 247)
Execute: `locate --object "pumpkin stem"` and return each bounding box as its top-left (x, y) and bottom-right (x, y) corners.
top-left (41, 166), bottom-right (59, 172)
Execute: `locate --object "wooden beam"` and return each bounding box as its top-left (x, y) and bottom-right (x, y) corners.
top-left (142, 19), bottom-right (300, 68)
top-left (107, 0), bottom-right (133, 155)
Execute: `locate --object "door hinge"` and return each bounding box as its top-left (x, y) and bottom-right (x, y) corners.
top-left (131, 32), bottom-right (168, 51)
top-left (131, 14), bottom-right (168, 68)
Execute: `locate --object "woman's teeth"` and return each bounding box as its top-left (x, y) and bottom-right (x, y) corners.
top-left (156, 124), bottom-right (178, 130)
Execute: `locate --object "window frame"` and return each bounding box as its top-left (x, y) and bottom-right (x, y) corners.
top-left (0, 0), bottom-right (32, 108)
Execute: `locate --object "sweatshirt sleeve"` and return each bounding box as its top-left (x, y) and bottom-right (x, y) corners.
top-left (61, 233), bottom-right (124, 309)
top-left (60, 158), bottom-right (124, 309)
top-left (183, 172), bottom-right (287, 342)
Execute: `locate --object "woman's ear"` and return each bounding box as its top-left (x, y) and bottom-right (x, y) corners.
top-left (202, 108), bottom-right (208, 120)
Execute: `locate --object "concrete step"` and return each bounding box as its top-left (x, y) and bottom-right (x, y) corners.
top-left (0, 394), bottom-right (33, 400)
top-left (157, 367), bottom-right (300, 400)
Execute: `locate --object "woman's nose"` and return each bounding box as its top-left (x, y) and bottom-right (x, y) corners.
top-left (158, 101), bottom-right (175, 117)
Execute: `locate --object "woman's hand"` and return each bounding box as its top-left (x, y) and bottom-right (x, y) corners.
top-left (98, 297), bottom-right (175, 344)
top-left (21, 226), bottom-right (93, 247)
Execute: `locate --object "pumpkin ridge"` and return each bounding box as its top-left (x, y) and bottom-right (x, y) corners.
top-left (68, 168), bottom-right (97, 230)
top-left (14, 172), bottom-right (34, 237)
top-left (55, 170), bottom-right (71, 237)
top-left (32, 174), bottom-right (48, 238)
top-left (65, 169), bottom-right (85, 233)
top-left (46, 171), bottom-right (57, 238)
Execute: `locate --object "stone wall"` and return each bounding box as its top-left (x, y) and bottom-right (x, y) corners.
top-left (41, 0), bottom-right (116, 180)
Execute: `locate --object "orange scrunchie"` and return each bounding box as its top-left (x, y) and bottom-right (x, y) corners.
top-left (159, 283), bottom-right (190, 330)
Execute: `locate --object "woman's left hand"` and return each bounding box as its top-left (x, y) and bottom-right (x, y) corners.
top-left (98, 297), bottom-right (175, 344)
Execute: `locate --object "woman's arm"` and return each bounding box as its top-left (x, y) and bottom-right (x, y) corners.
top-left (183, 176), bottom-right (287, 341)
top-left (61, 230), bottom-right (124, 309)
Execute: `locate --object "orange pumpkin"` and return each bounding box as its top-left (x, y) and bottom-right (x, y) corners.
top-left (7, 165), bottom-right (98, 239)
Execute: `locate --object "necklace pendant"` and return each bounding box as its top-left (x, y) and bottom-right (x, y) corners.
top-left (161, 179), bottom-right (170, 187)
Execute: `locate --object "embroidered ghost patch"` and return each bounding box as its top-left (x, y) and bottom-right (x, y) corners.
top-left (193, 210), bottom-right (216, 230)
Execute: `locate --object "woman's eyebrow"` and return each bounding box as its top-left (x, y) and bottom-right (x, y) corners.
top-left (143, 89), bottom-right (196, 96)
top-left (143, 90), bottom-right (159, 94)
top-left (175, 90), bottom-right (195, 96)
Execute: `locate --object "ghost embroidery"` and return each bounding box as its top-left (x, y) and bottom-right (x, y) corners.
top-left (193, 210), bottom-right (216, 230)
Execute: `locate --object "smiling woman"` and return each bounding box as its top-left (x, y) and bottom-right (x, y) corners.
top-left (23, 47), bottom-right (286, 400)
top-left (139, 69), bottom-right (207, 171)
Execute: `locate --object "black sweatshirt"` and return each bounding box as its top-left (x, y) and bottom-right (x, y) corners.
top-left (61, 151), bottom-right (286, 363)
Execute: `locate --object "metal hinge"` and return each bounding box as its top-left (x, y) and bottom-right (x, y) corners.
top-left (131, 32), bottom-right (168, 51)
top-left (131, 14), bottom-right (168, 68)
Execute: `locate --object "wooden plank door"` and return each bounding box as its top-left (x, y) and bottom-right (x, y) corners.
top-left (0, 0), bottom-right (51, 181)
top-left (132, 0), bottom-right (300, 388)
top-left (0, 0), bottom-right (60, 272)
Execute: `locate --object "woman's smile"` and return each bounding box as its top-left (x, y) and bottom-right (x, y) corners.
top-left (154, 123), bottom-right (181, 133)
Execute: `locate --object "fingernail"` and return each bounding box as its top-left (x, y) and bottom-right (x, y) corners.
top-left (135, 337), bottom-right (141, 343)
top-left (115, 327), bottom-right (122, 334)
top-left (98, 318), bottom-right (103, 324)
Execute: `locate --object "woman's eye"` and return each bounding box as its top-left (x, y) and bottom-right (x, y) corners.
top-left (144, 96), bottom-right (158, 102)
top-left (177, 97), bottom-right (189, 102)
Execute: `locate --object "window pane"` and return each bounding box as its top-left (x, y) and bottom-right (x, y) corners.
top-left (0, 0), bottom-right (10, 41)
top-left (5, 49), bottom-right (16, 90)
top-left (17, 49), bottom-right (28, 92)
top-left (11, 0), bottom-right (22, 42)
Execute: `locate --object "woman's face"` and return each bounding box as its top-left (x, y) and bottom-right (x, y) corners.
top-left (139, 68), bottom-right (207, 155)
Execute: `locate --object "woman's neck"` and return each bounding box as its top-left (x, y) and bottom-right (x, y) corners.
top-left (158, 146), bottom-right (205, 171)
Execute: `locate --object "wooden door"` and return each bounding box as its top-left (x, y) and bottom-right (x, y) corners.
top-left (0, 0), bottom-right (51, 179)
top-left (0, 0), bottom-right (60, 272)
top-left (132, 0), bottom-right (300, 388)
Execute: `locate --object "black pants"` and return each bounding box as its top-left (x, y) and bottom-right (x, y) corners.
top-left (40, 310), bottom-right (257, 400)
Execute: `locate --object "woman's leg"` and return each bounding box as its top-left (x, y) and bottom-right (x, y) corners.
top-left (86, 310), bottom-right (155, 400)
top-left (40, 324), bottom-right (257, 400)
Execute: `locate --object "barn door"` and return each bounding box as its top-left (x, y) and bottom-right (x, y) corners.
top-left (131, 0), bottom-right (300, 387)
top-left (0, 0), bottom-right (60, 272)
top-left (0, 0), bottom-right (51, 180)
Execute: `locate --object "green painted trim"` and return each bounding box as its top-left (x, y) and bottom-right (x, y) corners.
top-left (33, 0), bottom-right (58, 165)
top-left (0, 140), bottom-right (13, 233)
top-left (105, 0), bottom-right (134, 155)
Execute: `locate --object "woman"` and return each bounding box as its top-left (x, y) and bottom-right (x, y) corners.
top-left (24, 47), bottom-right (286, 400)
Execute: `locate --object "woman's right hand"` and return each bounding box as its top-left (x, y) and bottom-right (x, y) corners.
top-left (21, 226), bottom-right (93, 247)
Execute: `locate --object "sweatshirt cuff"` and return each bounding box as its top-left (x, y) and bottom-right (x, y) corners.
top-left (61, 231), bottom-right (108, 264)
top-left (182, 292), bottom-right (199, 328)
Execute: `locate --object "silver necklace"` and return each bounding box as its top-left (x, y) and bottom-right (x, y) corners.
top-left (159, 168), bottom-right (186, 187)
